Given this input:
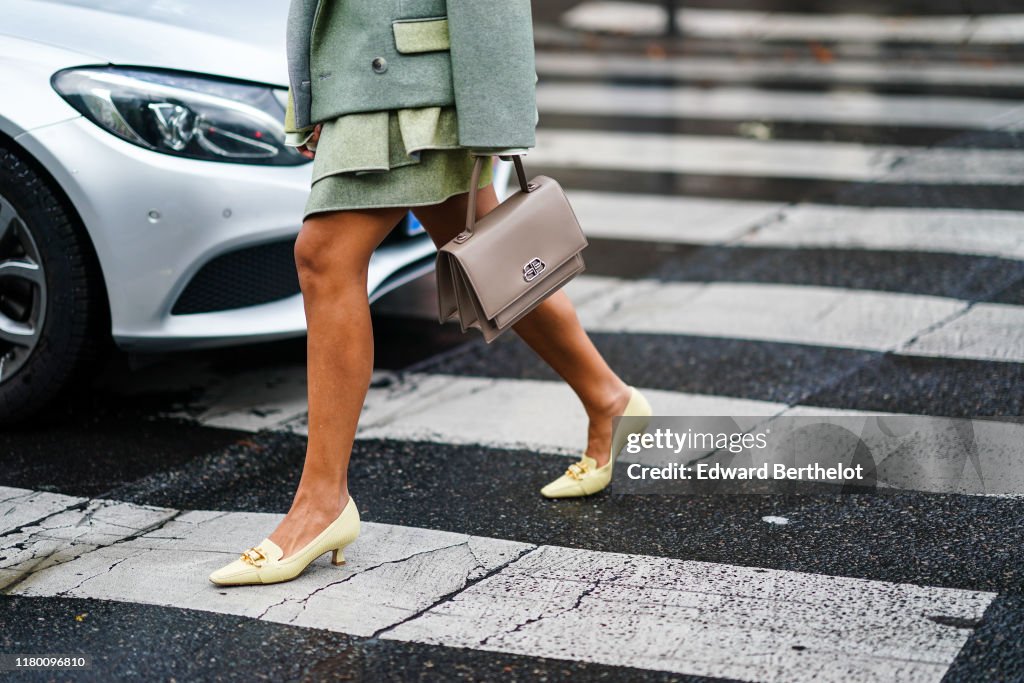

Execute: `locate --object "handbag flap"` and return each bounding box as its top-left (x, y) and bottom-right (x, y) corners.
top-left (440, 176), bottom-right (587, 320)
top-left (492, 253), bottom-right (584, 328)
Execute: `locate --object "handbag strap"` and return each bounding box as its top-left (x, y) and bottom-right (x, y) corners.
top-left (464, 155), bottom-right (533, 234)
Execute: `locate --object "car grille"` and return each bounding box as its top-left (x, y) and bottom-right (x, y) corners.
top-left (171, 239), bottom-right (300, 315)
top-left (171, 215), bottom-right (423, 315)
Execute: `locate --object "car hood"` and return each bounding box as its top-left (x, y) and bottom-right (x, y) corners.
top-left (1, 0), bottom-right (290, 87)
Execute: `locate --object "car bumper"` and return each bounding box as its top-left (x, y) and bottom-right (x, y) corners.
top-left (16, 116), bottom-right (437, 351)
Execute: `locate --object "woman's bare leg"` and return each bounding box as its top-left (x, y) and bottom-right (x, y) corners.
top-left (267, 205), bottom-right (407, 560)
top-left (413, 169), bottom-right (632, 468)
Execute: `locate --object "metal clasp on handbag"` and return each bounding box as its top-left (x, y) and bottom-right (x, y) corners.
top-left (523, 257), bottom-right (546, 282)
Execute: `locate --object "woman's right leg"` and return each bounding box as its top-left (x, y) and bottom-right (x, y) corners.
top-left (266, 205), bottom-right (407, 561)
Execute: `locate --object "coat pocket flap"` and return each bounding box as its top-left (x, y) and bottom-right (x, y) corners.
top-left (393, 17), bottom-right (450, 54)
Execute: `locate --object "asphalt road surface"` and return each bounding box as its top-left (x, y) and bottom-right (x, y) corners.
top-left (2, 1), bottom-right (1023, 681)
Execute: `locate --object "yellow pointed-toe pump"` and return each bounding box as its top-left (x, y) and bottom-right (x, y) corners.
top-left (541, 386), bottom-right (652, 499)
top-left (208, 497), bottom-right (360, 586)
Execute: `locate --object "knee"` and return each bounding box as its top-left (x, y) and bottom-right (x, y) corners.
top-left (293, 224), bottom-right (368, 292)
top-left (293, 227), bottom-right (327, 276)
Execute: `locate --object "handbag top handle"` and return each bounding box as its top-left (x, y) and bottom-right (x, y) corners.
top-left (464, 155), bottom-right (535, 233)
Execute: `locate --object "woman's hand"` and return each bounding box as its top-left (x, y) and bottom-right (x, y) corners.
top-left (297, 123), bottom-right (323, 160)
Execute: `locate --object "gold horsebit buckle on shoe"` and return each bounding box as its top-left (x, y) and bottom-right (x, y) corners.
top-left (565, 460), bottom-right (594, 480)
top-left (240, 546), bottom-right (268, 567)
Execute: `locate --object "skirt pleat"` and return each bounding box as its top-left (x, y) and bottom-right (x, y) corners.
top-left (303, 105), bottom-right (494, 219)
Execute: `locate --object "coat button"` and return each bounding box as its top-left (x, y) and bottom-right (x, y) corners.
top-left (371, 57), bottom-right (388, 73)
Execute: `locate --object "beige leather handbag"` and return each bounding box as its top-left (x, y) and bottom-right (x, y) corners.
top-left (436, 155), bottom-right (588, 342)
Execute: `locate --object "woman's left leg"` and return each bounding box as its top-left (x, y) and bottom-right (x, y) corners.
top-left (412, 168), bottom-right (632, 468)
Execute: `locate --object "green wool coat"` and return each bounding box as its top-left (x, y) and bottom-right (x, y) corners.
top-left (285, 0), bottom-right (538, 150)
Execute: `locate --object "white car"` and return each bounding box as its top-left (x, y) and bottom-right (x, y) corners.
top-left (0, 0), bottom-right (490, 423)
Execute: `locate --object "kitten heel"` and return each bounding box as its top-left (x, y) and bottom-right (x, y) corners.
top-left (208, 498), bottom-right (360, 585)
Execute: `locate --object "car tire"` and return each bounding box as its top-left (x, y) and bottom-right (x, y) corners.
top-left (0, 142), bottom-right (108, 425)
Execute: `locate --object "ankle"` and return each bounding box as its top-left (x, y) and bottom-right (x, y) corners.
top-left (585, 380), bottom-right (632, 419)
top-left (290, 485), bottom-right (350, 516)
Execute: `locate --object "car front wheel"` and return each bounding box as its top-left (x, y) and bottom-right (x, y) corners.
top-left (0, 142), bottom-right (107, 425)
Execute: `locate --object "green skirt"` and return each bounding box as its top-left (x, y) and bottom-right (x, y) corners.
top-left (303, 105), bottom-right (493, 220)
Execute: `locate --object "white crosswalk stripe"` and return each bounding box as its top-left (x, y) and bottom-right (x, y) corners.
top-left (371, 275), bottom-right (1024, 364)
top-left (530, 129), bottom-right (1024, 184)
top-left (737, 204), bottom-right (1024, 259)
top-left (563, 3), bottom-right (1024, 44)
top-left (0, 485), bottom-right (996, 682)
top-left (537, 51), bottom-right (1024, 91)
top-left (537, 82), bottom-right (1024, 130)
top-left (566, 193), bottom-right (787, 244)
top-left (140, 364), bottom-right (1024, 497)
top-left (147, 366), bottom-right (783, 451)
top-left (568, 192), bottom-right (1024, 260)
top-left (905, 303), bottom-right (1024, 362)
top-left (570, 278), bottom-right (1024, 362)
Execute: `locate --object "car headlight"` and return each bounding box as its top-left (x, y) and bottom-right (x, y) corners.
top-left (52, 66), bottom-right (307, 166)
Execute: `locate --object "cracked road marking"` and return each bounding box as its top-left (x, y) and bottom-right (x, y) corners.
top-left (0, 486), bottom-right (996, 682)
top-left (383, 545), bottom-right (995, 683)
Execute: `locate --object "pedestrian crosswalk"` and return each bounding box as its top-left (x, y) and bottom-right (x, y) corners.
top-left (4, 3), bottom-right (1024, 681)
